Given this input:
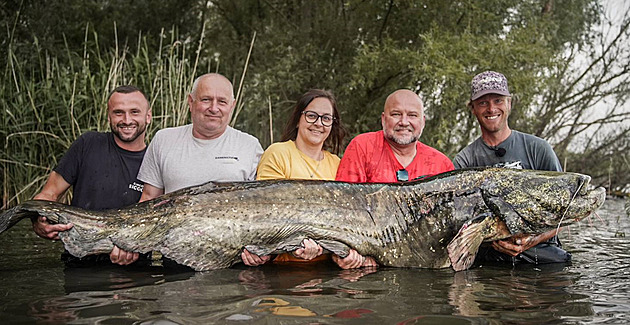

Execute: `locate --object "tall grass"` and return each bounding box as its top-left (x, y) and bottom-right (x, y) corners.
top-left (1, 27), bottom-right (206, 208)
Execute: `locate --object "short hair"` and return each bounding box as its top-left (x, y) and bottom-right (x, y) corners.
top-left (190, 73), bottom-right (234, 100)
top-left (281, 89), bottom-right (347, 155)
top-left (109, 85), bottom-right (149, 102)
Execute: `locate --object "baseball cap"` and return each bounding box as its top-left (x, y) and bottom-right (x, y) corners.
top-left (470, 71), bottom-right (511, 100)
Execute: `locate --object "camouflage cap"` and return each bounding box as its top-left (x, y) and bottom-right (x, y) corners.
top-left (470, 71), bottom-right (511, 100)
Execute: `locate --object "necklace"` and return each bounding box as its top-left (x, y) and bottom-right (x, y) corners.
top-left (300, 151), bottom-right (323, 178)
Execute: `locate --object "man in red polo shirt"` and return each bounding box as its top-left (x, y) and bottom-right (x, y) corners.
top-left (336, 89), bottom-right (453, 183)
top-left (333, 89), bottom-right (454, 268)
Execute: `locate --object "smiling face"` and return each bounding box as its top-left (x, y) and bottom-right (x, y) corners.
top-left (296, 97), bottom-right (334, 149)
top-left (381, 90), bottom-right (425, 146)
top-left (108, 91), bottom-right (151, 150)
top-left (471, 94), bottom-right (512, 136)
top-left (188, 74), bottom-right (235, 139)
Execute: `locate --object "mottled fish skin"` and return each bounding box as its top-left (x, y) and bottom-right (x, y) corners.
top-left (0, 168), bottom-right (606, 271)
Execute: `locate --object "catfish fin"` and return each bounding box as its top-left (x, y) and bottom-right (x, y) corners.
top-left (243, 244), bottom-right (273, 256)
top-left (487, 196), bottom-right (536, 234)
top-left (447, 213), bottom-right (498, 271)
top-left (316, 239), bottom-right (351, 258)
top-left (244, 236), bottom-right (305, 256)
top-left (244, 238), bottom-right (352, 258)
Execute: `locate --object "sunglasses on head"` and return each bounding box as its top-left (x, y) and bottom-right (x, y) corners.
top-left (396, 169), bottom-right (409, 182)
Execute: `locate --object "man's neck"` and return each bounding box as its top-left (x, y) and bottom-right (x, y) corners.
top-left (386, 138), bottom-right (417, 168)
top-left (192, 125), bottom-right (227, 140)
top-left (113, 135), bottom-right (146, 152)
top-left (481, 128), bottom-right (512, 147)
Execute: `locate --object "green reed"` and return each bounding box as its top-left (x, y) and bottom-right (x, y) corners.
top-left (1, 27), bottom-right (205, 208)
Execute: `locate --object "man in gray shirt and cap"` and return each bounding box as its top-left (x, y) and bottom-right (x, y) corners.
top-left (453, 70), bottom-right (570, 265)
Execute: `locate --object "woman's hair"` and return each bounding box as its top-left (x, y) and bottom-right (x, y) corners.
top-left (282, 89), bottom-right (346, 154)
top-left (281, 89), bottom-right (346, 154)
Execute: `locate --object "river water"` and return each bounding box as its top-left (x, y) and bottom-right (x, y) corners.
top-left (0, 197), bottom-right (628, 324)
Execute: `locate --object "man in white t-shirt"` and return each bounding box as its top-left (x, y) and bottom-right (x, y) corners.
top-left (138, 73), bottom-right (263, 200)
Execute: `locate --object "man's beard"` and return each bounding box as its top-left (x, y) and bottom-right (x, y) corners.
top-left (384, 127), bottom-right (420, 145)
top-left (111, 122), bottom-right (146, 143)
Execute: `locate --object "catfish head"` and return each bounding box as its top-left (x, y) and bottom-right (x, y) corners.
top-left (479, 168), bottom-right (606, 235)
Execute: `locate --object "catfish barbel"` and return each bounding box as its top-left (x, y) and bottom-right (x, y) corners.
top-left (0, 168), bottom-right (606, 271)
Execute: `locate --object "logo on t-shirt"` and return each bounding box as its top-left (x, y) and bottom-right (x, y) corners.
top-left (493, 161), bottom-right (523, 169)
top-left (215, 156), bottom-right (240, 161)
top-left (129, 182), bottom-right (144, 193)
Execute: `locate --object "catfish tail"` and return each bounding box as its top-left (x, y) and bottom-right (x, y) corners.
top-left (0, 200), bottom-right (98, 234)
top-left (1, 200), bottom-right (116, 258)
top-left (0, 202), bottom-right (41, 234)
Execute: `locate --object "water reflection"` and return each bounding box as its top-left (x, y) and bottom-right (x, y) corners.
top-left (63, 265), bottom-right (194, 293)
top-left (448, 264), bottom-right (595, 323)
top-left (235, 261), bottom-right (378, 294)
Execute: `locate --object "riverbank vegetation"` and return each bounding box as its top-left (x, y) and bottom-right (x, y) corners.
top-left (2, 0), bottom-right (629, 207)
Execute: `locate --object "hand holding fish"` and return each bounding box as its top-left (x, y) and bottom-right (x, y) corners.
top-left (31, 216), bottom-right (73, 240)
top-left (110, 246), bottom-right (139, 265)
top-left (332, 249), bottom-right (378, 269)
top-left (241, 248), bottom-right (272, 266)
top-left (491, 229), bottom-right (558, 257)
top-left (292, 239), bottom-right (324, 260)
top-left (492, 235), bottom-right (536, 256)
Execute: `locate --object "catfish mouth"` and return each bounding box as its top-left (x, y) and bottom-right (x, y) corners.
top-left (481, 170), bottom-right (606, 234)
top-left (558, 174), bottom-right (606, 225)
top-left (561, 186), bottom-right (606, 224)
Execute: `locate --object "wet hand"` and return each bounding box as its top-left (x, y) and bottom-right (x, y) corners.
top-left (332, 249), bottom-right (378, 269)
top-left (292, 239), bottom-right (324, 260)
top-left (110, 245), bottom-right (139, 265)
top-left (492, 234), bottom-right (539, 256)
top-left (32, 216), bottom-right (73, 240)
top-left (241, 248), bottom-right (271, 266)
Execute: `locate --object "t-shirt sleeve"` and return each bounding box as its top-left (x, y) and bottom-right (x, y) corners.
top-left (256, 144), bottom-right (288, 180)
top-left (440, 155), bottom-right (455, 173)
top-left (416, 145), bottom-right (454, 177)
top-left (54, 134), bottom-right (87, 185)
top-left (452, 154), bottom-right (466, 169)
top-left (452, 147), bottom-right (473, 169)
top-left (137, 133), bottom-right (164, 189)
top-left (335, 138), bottom-right (368, 183)
top-left (534, 141), bottom-right (562, 172)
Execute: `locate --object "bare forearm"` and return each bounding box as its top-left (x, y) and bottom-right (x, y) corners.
top-left (33, 192), bottom-right (59, 202)
top-left (534, 228), bottom-right (562, 246)
top-left (139, 183), bottom-right (164, 202)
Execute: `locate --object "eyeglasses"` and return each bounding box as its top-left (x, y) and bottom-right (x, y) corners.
top-left (302, 111), bottom-right (335, 127)
top-left (396, 169), bottom-right (409, 182)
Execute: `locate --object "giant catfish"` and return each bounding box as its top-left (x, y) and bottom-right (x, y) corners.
top-left (0, 168), bottom-right (606, 271)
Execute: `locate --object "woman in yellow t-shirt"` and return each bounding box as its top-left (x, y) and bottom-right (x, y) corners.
top-left (241, 89), bottom-right (348, 266)
top-left (257, 89), bottom-right (345, 181)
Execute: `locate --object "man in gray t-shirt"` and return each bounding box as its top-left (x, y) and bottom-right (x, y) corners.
top-left (453, 71), bottom-right (570, 265)
top-left (453, 130), bottom-right (561, 171)
top-left (138, 73), bottom-right (263, 201)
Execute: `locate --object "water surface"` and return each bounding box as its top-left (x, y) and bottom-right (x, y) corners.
top-left (0, 197), bottom-right (628, 324)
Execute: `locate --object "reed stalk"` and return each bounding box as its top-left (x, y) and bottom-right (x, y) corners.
top-left (1, 26), bottom-right (205, 208)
